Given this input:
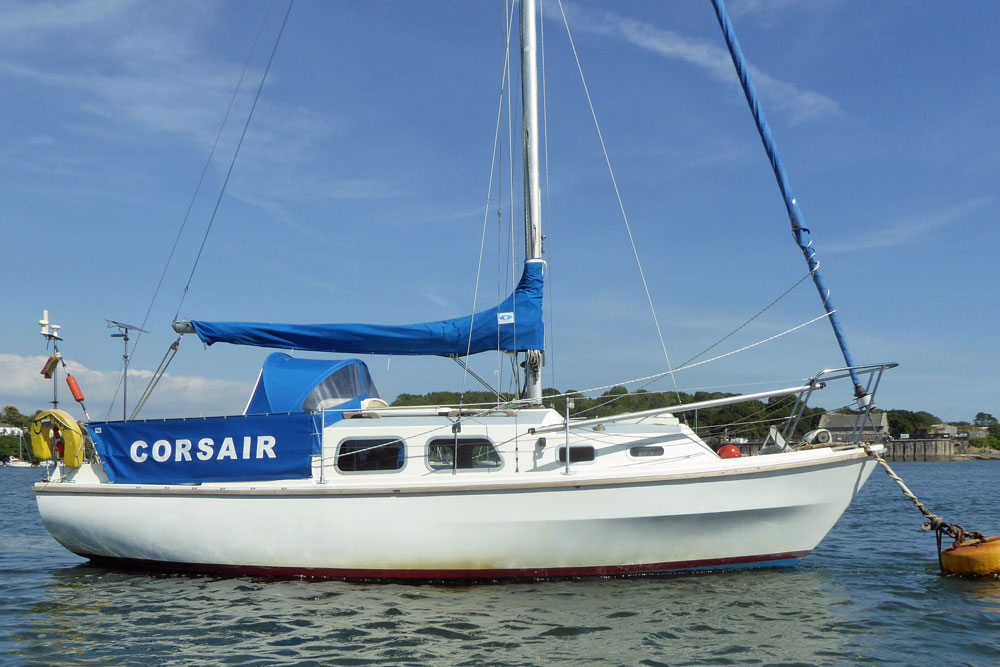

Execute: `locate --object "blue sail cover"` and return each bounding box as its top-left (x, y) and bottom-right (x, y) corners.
top-left (191, 261), bottom-right (544, 356)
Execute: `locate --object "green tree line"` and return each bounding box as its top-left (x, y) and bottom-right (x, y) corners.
top-left (395, 387), bottom-right (827, 443)
top-left (393, 391), bottom-right (1000, 448)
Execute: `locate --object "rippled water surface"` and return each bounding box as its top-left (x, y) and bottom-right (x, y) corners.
top-left (3, 462), bottom-right (999, 665)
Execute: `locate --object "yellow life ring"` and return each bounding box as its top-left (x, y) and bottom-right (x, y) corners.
top-left (941, 536), bottom-right (1000, 577)
top-left (29, 409), bottom-right (86, 468)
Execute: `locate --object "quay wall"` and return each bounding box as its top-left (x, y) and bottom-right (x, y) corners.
top-left (879, 439), bottom-right (953, 461)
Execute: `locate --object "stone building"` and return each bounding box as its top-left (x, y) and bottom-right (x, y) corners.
top-left (817, 412), bottom-right (890, 442)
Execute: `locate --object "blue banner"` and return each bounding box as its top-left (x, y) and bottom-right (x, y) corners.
top-left (89, 413), bottom-right (319, 484)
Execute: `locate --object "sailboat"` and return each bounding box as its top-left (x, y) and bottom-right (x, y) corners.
top-left (33, 1), bottom-right (893, 579)
top-left (5, 432), bottom-right (33, 468)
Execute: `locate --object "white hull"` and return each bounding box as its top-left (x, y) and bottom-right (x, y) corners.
top-left (35, 444), bottom-right (877, 579)
top-left (5, 460), bottom-right (33, 468)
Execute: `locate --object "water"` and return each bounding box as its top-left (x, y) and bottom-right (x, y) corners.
top-left (2, 463), bottom-right (999, 666)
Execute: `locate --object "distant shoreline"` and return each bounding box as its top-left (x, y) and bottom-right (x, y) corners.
top-left (732, 440), bottom-right (1000, 462)
top-left (950, 450), bottom-right (1000, 461)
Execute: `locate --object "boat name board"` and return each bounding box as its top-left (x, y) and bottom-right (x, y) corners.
top-left (88, 413), bottom-right (318, 484)
top-left (128, 436), bottom-right (277, 463)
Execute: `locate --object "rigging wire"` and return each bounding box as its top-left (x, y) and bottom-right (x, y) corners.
top-left (696, 394), bottom-right (798, 438)
top-left (498, 0), bottom-right (514, 404)
top-left (172, 0), bottom-right (295, 322)
top-left (495, 5), bottom-right (504, 405)
top-left (696, 413), bottom-right (797, 437)
top-left (571, 267), bottom-right (828, 420)
top-left (558, 261), bottom-right (827, 418)
top-left (567, 311), bottom-right (832, 418)
top-left (573, 262), bottom-right (824, 417)
top-left (451, 356), bottom-right (508, 400)
top-left (555, 0), bottom-right (681, 403)
top-left (56, 355), bottom-right (91, 422)
top-left (103, 2), bottom-right (280, 421)
top-left (678, 267), bottom-right (818, 369)
top-left (539, 0), bottom-right (557, 396)
top-left (673, 311), bottom-right (833, 374)
top-left (129, 337), bottom-right (181, 420)
top-left (459, 0), bottom-right (517, 406)
top-left (404, 375), bottom-right (811, 411)
top-left (508, 0), bottom-right (522, 399)
top-left (695, 396), bottom-right (858, 443)
top-left (496, 174), bottom-right (504, 404)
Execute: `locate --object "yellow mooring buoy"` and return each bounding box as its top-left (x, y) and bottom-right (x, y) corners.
top-left (861, 444), bottom-right (1000, 577)
top-left (941, 536), bottom-right (1000, 577)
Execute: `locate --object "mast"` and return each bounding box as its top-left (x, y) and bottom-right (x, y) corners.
top-left (520, 0), bottom-right (544, 404)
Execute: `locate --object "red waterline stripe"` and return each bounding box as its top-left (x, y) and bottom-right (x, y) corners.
top-left (78, 550), bottom-right (811, 581)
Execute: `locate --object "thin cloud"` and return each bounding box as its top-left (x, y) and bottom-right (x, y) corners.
top-left (0, 353), bottom-right (251, 419)
top-left (424, 291), bottom-right (460, 313)
top-left (0, 57), bottom-right (257, 149)
top-left (0, 2), bottom-right (392, 228)
top-left (325, 179), bottom-right (401, 201)
top-left (823, 198), bottom-right (990, 253)
top-left (0, 0), bottom-right (131, 34)
top-left (730, 0), bottom-right (805, 18)
top-left (429, 206), bottom-right (483, 222)
top-left (555, 3), bottom-right (842, 123)
top-left (0, 2), bottom-right (317, 158)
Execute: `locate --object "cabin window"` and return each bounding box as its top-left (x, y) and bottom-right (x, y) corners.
top-left (629, 446), bottom-right (664, 458)
top-left (336, 438), bottom-right (405, 472)
top-left (558, 446), bottom-right (596, 463)
top-left (427, 437), bottom-right (502, 471)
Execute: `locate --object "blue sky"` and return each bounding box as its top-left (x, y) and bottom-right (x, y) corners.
top-left (1, 0), bottom-right (996, 423)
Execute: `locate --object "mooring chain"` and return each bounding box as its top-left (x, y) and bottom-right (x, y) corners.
top-left (862, 444), bottom-right (983, 547)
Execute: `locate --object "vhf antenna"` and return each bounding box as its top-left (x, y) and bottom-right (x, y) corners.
top-left (106, 320), bottom-right (149, 421)
top-left (39, 310), bottom-right (63, 409)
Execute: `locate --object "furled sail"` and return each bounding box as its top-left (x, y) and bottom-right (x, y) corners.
top-left (187, 261), bottom-right (544, 356)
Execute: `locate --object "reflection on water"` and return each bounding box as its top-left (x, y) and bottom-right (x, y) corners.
top-left (3, 463), bottom-right (1000, 665)
top-left (17, 566), bottom-right (853, 665)
top-left (943, 575), bottom-right (1000, 613)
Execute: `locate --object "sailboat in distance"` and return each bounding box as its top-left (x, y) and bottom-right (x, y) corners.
top-left (33, 1), bottom-right (894, 580)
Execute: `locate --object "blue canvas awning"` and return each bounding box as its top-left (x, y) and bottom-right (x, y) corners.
top-left (245, 353), bottom-right (378, 416)
top-left (188, 262), bottom-right (544, 357)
